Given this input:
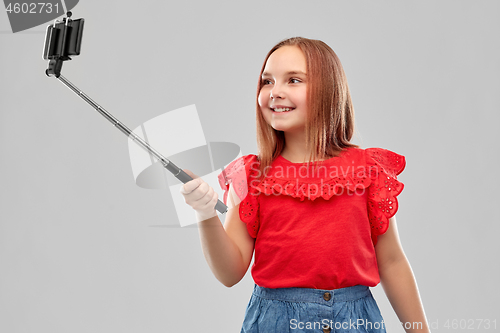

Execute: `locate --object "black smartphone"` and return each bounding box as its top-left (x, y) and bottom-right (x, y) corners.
top-left (43, 18), bottom-right (84, 60)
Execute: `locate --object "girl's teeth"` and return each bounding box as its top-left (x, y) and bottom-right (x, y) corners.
top-left (274, 108), bottom-right (292, 112)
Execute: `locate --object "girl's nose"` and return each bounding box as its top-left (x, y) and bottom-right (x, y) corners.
top-left (270, 84), bottom-right (284, 99)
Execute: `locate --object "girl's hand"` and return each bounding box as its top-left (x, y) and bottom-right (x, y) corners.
top-left (179, 169), bottom-right (218, 222)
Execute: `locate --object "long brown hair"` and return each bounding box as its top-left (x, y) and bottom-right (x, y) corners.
top-left (255, 37), bottom-right (358, 180)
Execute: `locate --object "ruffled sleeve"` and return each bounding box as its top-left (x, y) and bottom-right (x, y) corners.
top-left (365, 148), bottom-right (406, 245)
top-left (217, 154), bottom-right (260, 238)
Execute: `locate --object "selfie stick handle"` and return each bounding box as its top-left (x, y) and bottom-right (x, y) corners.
top-left (54, 74), bottom-right (228, 215)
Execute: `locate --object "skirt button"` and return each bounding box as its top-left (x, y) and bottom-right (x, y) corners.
top-left (323, 292), bottom-right (331, 301)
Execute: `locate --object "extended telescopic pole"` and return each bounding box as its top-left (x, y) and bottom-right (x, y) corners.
top-left (52, 74), bottom-right (228, 215)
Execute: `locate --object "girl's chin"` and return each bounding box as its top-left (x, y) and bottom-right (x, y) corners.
top-left (271, 125), bottom-right (300, 133)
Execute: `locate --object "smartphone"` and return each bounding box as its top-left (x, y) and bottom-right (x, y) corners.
top-left (43, 18), bottom-right (84, 60)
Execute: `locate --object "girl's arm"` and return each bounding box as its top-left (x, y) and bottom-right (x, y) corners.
top-left (197, 182), bottom-right (255, 287)
top-left (180, 169), bottom-right (255, 288)
top-left (375, 216), bottom-right (431, 333)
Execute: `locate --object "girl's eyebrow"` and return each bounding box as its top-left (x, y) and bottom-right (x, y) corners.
top-left (261, 71), bottom-right (307, 77)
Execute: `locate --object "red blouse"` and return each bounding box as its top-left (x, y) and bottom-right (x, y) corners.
top-left (217, 147), bottom-right (405, 290)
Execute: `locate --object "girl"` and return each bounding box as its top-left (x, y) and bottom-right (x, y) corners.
top-left (180, 37), bottom-right (430, 333)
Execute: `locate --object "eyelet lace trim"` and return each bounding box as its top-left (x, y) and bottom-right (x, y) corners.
top-left (218, 149), bottom-right (405, 243)
top-left (254, 172), bottom-right (372, 202)
top-left (218, 155), bottom-right (260, 238)
top-left (365, 148), bottom-right (406, 245)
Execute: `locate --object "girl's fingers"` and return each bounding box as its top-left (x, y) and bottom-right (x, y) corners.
top-left (179, 169), bottom-right (218, 220)
top-left (179, 169), bottom-right (202, 194)
top-left (201, 187), bottom-right (216, 206)
top-left (179, 175), bottom-right (211, 203)
top-left (179, 178), bottom-right (201, 194)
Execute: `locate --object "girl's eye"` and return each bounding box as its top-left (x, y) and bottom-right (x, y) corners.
top-left (261, 78), bottom-right (302, 85)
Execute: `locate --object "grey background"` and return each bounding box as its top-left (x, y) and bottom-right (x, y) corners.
top-left (1, 0), bottom-right (499, 332)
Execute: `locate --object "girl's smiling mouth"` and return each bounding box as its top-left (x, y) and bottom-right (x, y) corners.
top-left (271, 105), bottom-right (295, 112)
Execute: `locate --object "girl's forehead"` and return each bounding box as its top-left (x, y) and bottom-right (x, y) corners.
top-left (263, 46), bottom-right (306, 74)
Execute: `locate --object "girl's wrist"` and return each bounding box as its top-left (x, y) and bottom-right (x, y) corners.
top-left (195, 209), bottom-right (217, 223)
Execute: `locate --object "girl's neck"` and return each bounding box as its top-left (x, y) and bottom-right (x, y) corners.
top-left (281, 131), bottom-right (313, 163)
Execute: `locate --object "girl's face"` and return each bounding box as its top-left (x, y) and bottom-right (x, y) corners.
top-left (258, 45), bottom-right (308, 134)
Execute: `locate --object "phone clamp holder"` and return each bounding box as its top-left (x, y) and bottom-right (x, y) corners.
top-left (44, 11), bottom-right (83, 78)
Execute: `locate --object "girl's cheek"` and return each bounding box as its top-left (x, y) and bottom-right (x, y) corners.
top-left (257, 92), bottom-right (266, 109)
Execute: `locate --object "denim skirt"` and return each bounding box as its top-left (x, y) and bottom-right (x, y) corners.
top-left (241, 284), bottom-right (386, 333)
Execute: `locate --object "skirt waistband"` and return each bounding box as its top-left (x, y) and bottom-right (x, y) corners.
top-left (252, 284), bottom-right (370, 305)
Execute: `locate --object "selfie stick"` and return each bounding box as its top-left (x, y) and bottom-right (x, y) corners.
top-left (43, 12), bottom-right (228, 215)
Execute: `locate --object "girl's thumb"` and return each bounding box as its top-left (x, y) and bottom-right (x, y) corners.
top-left (183, 169), bottom-right (199, 179)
